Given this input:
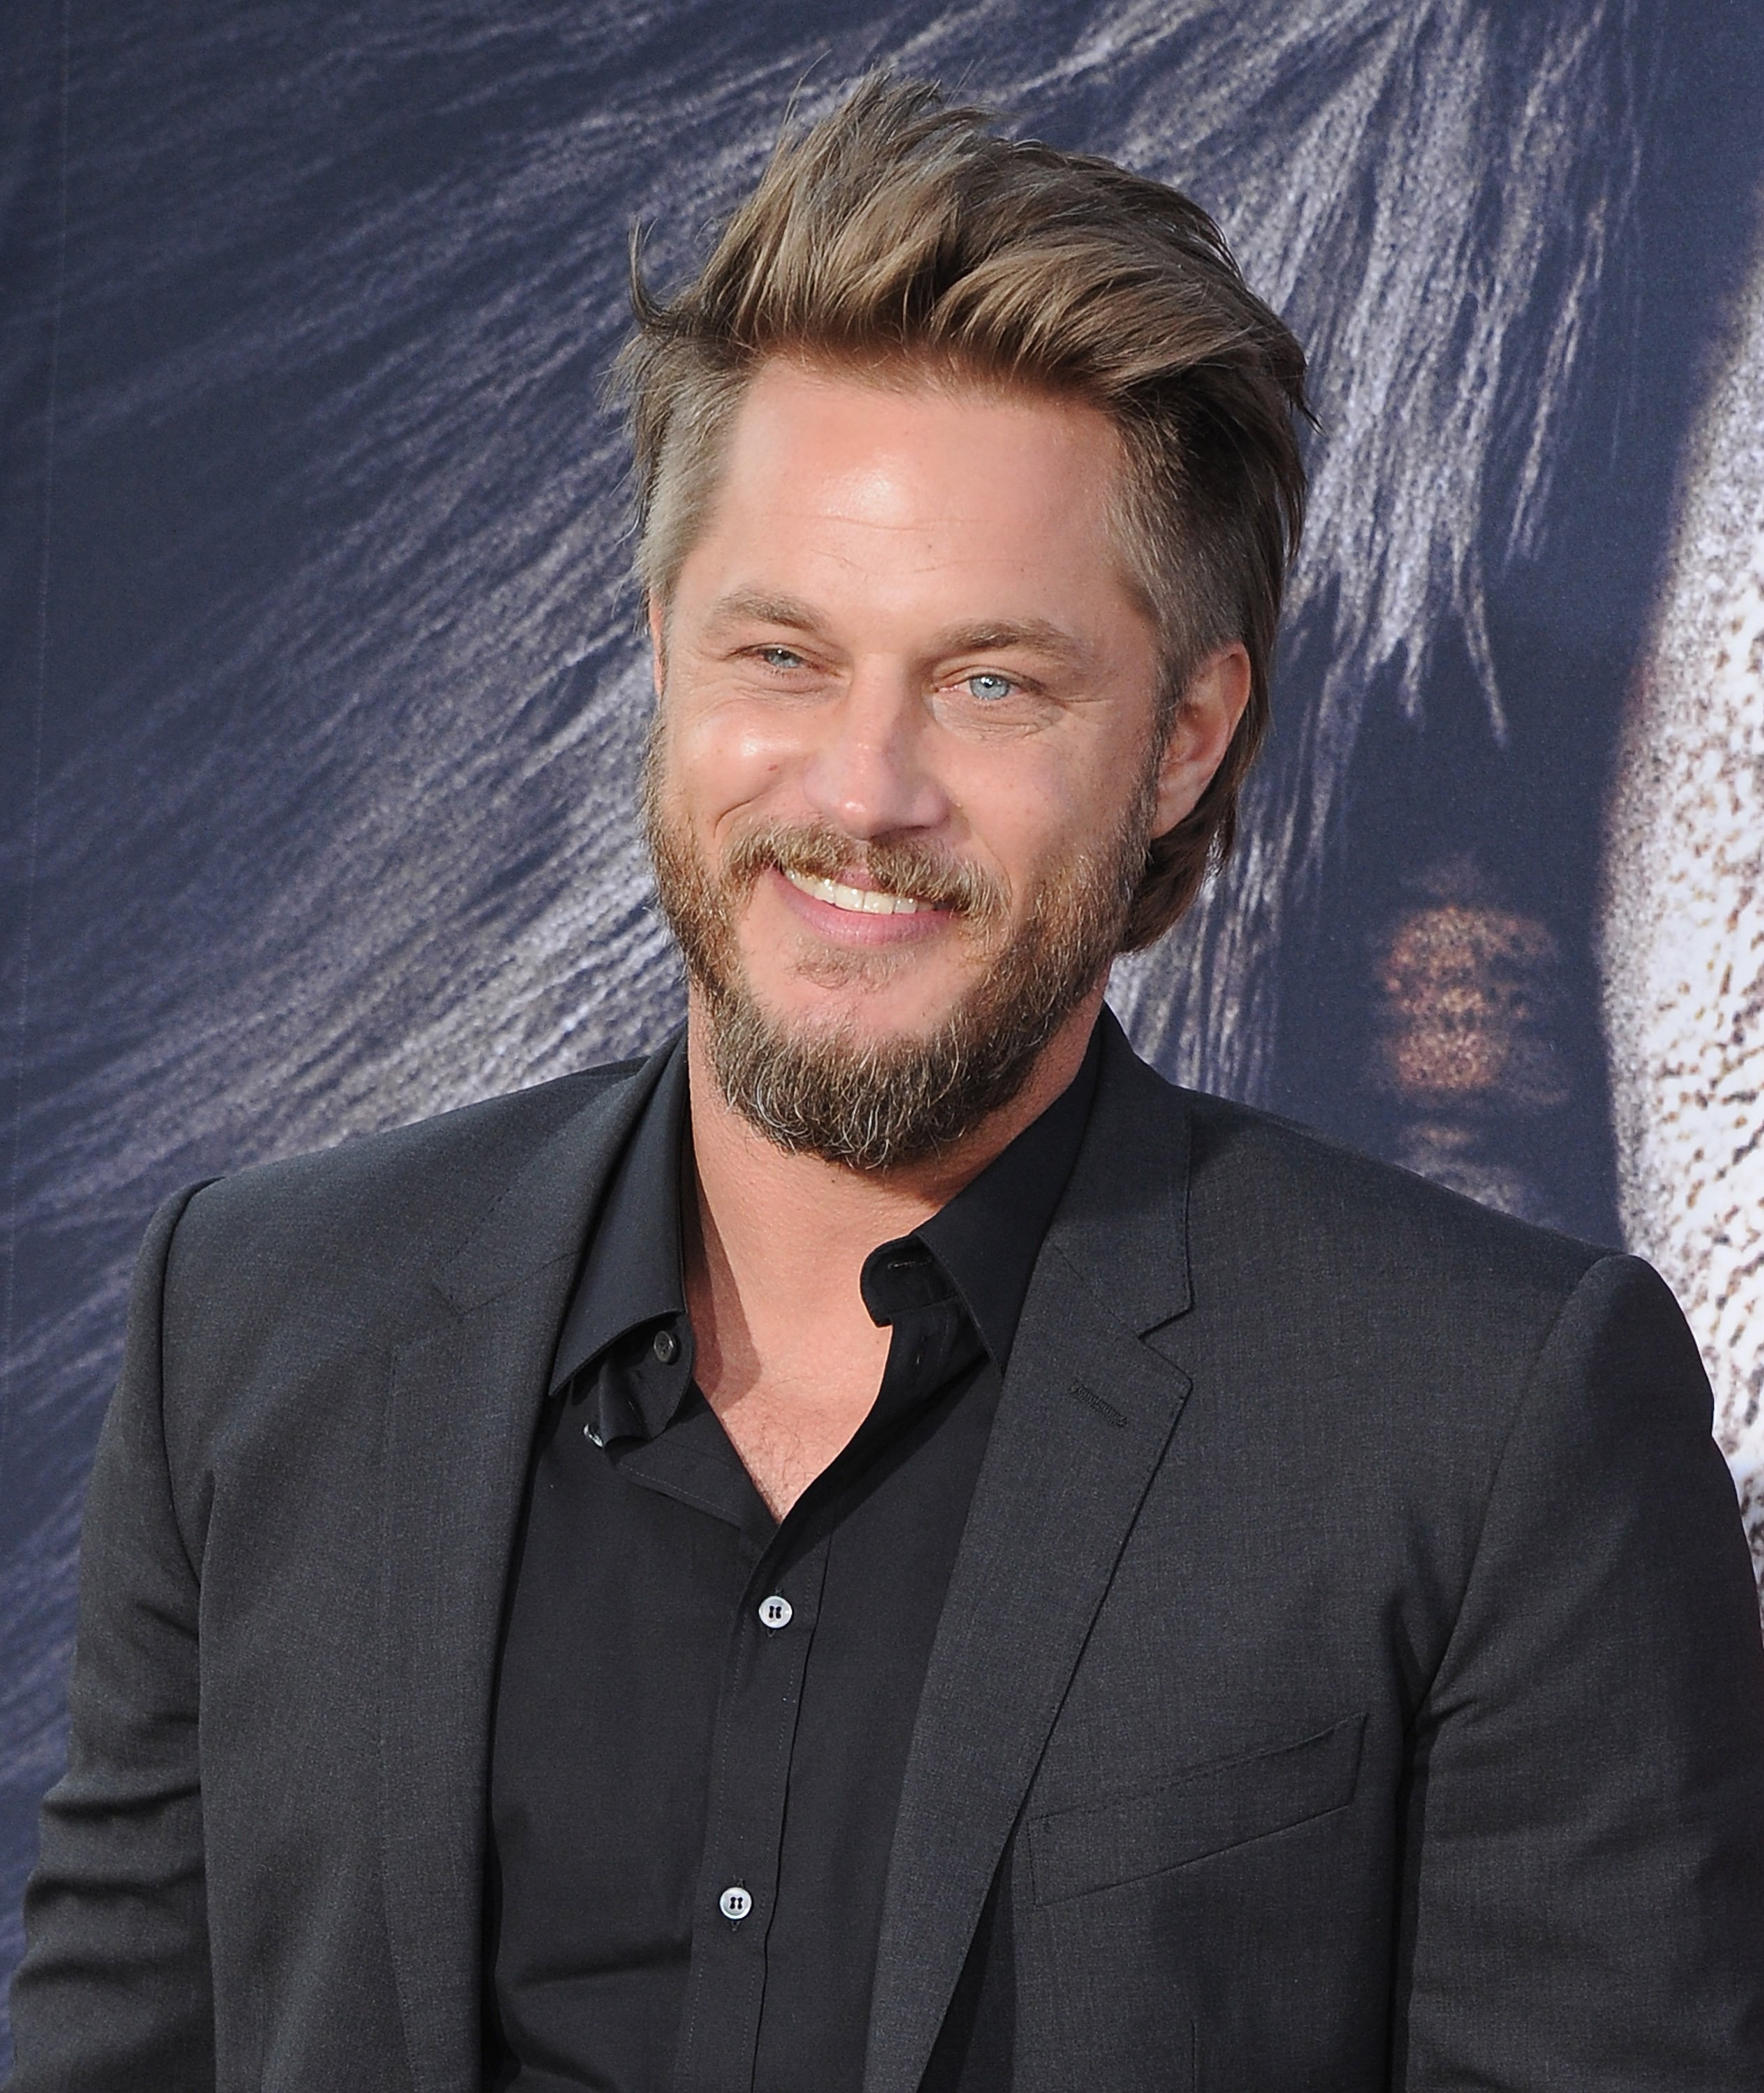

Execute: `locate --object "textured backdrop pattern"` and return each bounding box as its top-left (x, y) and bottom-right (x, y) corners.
top-left (1603, 231), bottom-right (1764, 1572)
top-left (5, 0), bottom-right (1763, 2054)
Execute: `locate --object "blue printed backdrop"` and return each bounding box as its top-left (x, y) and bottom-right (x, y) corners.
top-left (5, 0), bottom-right (1763, 2053)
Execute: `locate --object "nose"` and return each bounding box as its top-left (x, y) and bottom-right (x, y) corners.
top-left (799, 666), bottom-right (951, 842)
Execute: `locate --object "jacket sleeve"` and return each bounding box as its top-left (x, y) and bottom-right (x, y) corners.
top-left (8, 1185), bottom-right (217, 2091)
top-left (1392, 1252), bottom-right (1764, 2088)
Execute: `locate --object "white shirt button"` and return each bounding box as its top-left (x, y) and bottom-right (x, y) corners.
top-left (718, 1885), bottom-right (753, 1922)
top-left (757, 1594), bottom-right (793, 1630)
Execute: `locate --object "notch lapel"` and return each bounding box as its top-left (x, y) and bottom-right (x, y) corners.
top-left (377, 1049), bottom-right (668, 2091)
top-left (865, 1021), bottom-right (1195, 2093)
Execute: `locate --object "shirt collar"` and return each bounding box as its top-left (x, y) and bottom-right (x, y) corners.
top-left (867, 1015), bottom-right (1102, 1371)
top-left (548, 1013), bottom-right (1104, 1427)
top-left (548, 1033), bottom-right (691, 1433)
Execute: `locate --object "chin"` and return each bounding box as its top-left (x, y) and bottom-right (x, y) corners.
top-left (741, 947), bottom-right (967, 1031)
top-left (757, 998), bottom-right (952, 1059)
top-left (756, 963), bottom-right (970, 1035)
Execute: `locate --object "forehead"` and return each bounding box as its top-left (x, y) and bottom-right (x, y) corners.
top-left (684, 357), bottom-right (1134, 610)
top-left (726, 352), bottom-right (1122, 495)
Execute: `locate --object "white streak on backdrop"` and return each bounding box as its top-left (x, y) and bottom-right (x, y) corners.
top-left (1602, 223), bottom-right (1764, 1582)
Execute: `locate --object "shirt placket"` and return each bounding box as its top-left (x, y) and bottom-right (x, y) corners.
top-left (672, 1527), bottom-right (834, 2093)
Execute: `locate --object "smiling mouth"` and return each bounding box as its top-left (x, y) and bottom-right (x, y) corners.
top-left (781, 867), bottom-right (941, 917)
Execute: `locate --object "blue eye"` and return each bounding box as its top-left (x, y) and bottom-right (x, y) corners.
top-left (965, 673), bottom-right (1014, 701)
top-left (758, 646), bottom-right (805, 670)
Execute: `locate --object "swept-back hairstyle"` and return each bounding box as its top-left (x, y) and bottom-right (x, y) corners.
top-left (615, 73), bottom-right (1311, 949)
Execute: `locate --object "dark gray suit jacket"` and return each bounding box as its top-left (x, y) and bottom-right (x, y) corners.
top-left (11, 1020), bottom-right (1764, 2091)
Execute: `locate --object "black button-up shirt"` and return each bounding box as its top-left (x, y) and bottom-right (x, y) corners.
top-left (484, 1023), bottom-right (1101, 2092)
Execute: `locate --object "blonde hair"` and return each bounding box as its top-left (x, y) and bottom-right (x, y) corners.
top-left (614, 74), bottom-right (1310, 949)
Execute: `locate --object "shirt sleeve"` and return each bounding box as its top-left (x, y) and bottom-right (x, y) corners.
top-left (8, 1184), bottom-right (218, 2092)
top-left (1391, 1252), bottom-right (1764, 2088)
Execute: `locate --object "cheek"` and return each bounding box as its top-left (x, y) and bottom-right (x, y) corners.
top-left (673, 701), bottom-right (800, 828)
top-left (950, 745), bottom-right (1124, 878)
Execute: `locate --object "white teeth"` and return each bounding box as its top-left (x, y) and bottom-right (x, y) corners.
top-left (783, 867), bottom-right (930, 915)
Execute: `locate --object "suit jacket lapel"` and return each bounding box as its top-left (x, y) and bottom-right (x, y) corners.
top-left (377, 1047), bottom-right (669, 2092)
top-left (864, 1020), bottom-right (1195, 2093)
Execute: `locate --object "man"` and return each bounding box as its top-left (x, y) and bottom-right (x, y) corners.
top-left (10, 73), bottom-right (1764, 2093)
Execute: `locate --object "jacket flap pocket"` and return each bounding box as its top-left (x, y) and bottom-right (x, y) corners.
top-left (1029, 1712), bottom-right (1366, 1905)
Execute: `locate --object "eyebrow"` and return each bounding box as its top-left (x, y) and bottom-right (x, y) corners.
top-left (701, 590), bottom-right (1094, 668)
top-left (701, 589), bottom-right (823, 634)
top-left (933, 619), bottom-right (1092, 667)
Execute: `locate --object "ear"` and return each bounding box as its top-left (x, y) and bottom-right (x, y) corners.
top-left (647, 593), bottom-right (667, 699)
top-left (1150, 642), bottom-right (1252, 839)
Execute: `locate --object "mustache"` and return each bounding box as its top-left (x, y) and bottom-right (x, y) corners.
top-left (721, 820), bottom-right (1008, 922)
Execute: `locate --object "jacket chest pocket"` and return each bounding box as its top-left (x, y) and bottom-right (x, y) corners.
top-left (1027, 1711), bottom-right (1366, 1905)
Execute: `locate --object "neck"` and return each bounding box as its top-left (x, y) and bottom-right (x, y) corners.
top-left (683, 987), bottom-right (1103, 1321)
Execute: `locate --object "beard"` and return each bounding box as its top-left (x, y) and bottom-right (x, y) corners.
top-left (640, 728), bottom-right (1157, 1171)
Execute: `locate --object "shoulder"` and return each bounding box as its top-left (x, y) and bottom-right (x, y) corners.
top-left (1181, 1083), bottom-right (1604, 1289)
top-left (163, 1053), bottom-right (650, 1303)
top-left (1134, 1072), bottom-right (1719, 1515)
top-left (1138, 1071), bottom-right (1648, 1386)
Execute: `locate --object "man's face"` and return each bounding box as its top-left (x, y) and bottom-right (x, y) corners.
top-left (644, 357), bottom-right (1216, 1166)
